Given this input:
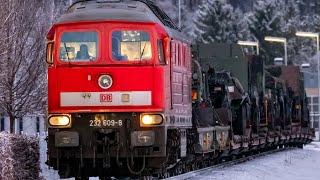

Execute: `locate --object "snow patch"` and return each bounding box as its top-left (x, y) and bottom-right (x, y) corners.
top-left (189, 142), bottom-right (320, 180)
top-left (39, 133), bottom-right (60, 180)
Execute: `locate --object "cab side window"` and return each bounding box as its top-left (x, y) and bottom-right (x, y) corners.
top-left (158, 40), bottom-right (165, 64)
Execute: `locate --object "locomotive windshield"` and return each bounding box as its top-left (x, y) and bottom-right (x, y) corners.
top-left (60, 31), bottom-right (98, 61)
top-left (112, 30), bottom-right (152, 61)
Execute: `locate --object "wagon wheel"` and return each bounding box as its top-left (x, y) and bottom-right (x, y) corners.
top-left (190, 163), bottom-right (196, 171)
top-left (75, 176), bottom-right (89, 180)
top-left (198, 160), bottom-right (205, 169)
top-left (75, 164), bottom-right (89, 180)
top-left (173, 168), bottom-right (180, 176)
top-left (140, 176), bottom-right (153, 180)
top-left (160, 171), bottom-right (170, 179)
top-left (99, 177), bottom-right (110, 180)
top-left (177, 165), bottom-right (184, 175)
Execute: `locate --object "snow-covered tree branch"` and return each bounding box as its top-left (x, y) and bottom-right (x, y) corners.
top-left (0, 0), bottom-right (49, 133)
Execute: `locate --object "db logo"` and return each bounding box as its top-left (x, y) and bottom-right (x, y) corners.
top-left (100, 94), bottom-right (112, 102)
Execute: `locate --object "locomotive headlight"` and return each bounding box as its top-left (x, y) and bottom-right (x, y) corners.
top-left (140, 114), bottom-right (163, 126)
top-left (48, 115), bottom-right (71, 128)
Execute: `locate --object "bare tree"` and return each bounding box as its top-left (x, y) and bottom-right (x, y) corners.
top-left (0, 0), bottom-right (49, 133)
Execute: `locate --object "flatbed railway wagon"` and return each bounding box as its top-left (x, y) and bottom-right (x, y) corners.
top-left (45, 0), bottom-right (314, 179)
top-left (193, 43), bottom-right (314, 150)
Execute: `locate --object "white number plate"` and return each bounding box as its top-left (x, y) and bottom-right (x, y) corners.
top-left (89, 119), bottom-right (123, 128)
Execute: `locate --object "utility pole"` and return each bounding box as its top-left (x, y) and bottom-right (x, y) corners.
top-left (178, 0), bottom-right (181, 28)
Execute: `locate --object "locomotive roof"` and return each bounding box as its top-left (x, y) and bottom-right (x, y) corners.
top-left (54, 0), bottom-right (186, 41)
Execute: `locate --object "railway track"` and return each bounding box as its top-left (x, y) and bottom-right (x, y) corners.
top-left (165, 146), bottom-right (295, 180)
top-left (88, 146), bottom-right (297, 179)
top-left (100, 146), bottom-right (297, 180)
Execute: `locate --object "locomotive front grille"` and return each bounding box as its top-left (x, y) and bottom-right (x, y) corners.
top-left (48, 112), bottom-right (166, 159)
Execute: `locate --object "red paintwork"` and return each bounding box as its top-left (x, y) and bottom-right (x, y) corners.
top-left (47, 20), bottom-right (192, 117)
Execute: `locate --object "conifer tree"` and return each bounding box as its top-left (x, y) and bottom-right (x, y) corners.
top-left (157, 0), bottom-right (200, 40)
top-left (191, 0), bottom-right (241, 43)
top-left (248, 0), bottom-right (288, 64)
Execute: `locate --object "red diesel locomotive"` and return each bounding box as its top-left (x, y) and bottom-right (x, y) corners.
top-left (46, 0), bottom-right (314, 179)
top-left (46, 0), bottom-right (192, 178)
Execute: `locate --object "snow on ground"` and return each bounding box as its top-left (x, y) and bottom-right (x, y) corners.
top-left (39, 134), bottom-right (98, 180)
top-left (314, 131), bottom-right (319, 141)
top-left (40, 133), bottom-right (320, 180)
top-left (40, 133), bottom-right (60, 180)
top-left (188, 142), bottom-right (320, 180)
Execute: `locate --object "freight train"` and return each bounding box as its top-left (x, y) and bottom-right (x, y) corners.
top-left (45, 0), bottom-right (314, 179)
